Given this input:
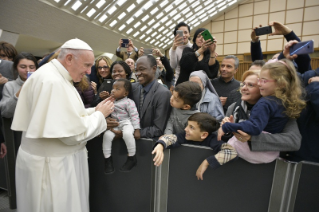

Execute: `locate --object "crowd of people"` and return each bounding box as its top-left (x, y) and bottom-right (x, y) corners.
top-left (0, 19), bottom-right (318, 212)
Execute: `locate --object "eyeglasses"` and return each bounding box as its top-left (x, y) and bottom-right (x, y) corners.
top-left (240, 82), bottom-right (258, 89)
top-left (98, 66), bottom-right (109, 70)
top-left (257, 78), bottom-right (276, 84)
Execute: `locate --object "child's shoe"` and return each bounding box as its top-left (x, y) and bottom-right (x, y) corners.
top-left (119, 155), bottom-right (137, 172)
top-left (104, 156), bottom-right (114, 174)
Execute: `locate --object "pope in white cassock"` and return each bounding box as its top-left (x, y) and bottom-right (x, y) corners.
top-left (11, 39), bottom-right (114, 212)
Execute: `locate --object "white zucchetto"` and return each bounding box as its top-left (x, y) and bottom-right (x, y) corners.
top-left (61, 38), bottom-right (93, 51)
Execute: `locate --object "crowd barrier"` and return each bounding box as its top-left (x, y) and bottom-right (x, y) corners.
top-left (1, 117), bottom-right (319, 212)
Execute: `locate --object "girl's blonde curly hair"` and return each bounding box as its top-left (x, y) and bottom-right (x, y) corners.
top-left (261, 59), bottom-right (306, 118)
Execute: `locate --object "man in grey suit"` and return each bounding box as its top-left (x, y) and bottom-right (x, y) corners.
top-left (108, 55), bottom-right (171, 139)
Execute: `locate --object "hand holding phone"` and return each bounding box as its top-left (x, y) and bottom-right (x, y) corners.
top-left (201, 30), bottom-right (214, 42)
top-left (289, 40), bottom-right (314, 56)
top-left (143, 48), bottom-right (153, 55)
top-left (176, 30), bottom-right (184, 45)
top-left (121, 39), bottom-right (129, 48)
top-left (254, 26), bottom-right (272, 36)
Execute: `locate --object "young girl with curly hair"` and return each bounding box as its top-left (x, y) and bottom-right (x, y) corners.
top-left (218, 59), bottom-right (306, 163)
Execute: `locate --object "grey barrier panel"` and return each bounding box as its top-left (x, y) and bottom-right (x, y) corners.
top-left (292, 161), bottom-right (319, 212)
top-left (1, 118), bottom-right (17, 209)
top-left (268, 159), bottom-right (298, 212)
top-left (87, 136), bottom-right (156, 212)
top-left (166, 145), bottom-right (276, 212)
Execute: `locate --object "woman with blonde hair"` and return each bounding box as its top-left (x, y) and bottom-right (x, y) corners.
top-left (220, 60), bottom-right (304, 163)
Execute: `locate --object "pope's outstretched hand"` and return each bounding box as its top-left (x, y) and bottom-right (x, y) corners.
top-left (95, 96), bottom-right (115, 118)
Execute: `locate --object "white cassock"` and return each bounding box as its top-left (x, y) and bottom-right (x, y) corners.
top-left (11, 59), bottom-right (106, 212)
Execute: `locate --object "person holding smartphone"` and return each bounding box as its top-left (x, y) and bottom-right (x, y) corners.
top-left (177, 28), bottom-right (219, 85)
top-left (0, 52), bottom-right (38, 118)
top-left (116, 39), bottom-right (139, 61)
top-left (169, 22), bottom-right (192, 85)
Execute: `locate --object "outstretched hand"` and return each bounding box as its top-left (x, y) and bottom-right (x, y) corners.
top-left (95, 96), bottom-right (115, 118)
top-left (283, 40), bottom-right (299, 60)
top-left (152, 144), bottom-right (164, 166)
top-left (251, 25), bottom-right (262, 42)
top-left (196, 159), bottom-right (209, 180)
top-left (269, 21), bottom-right (291, 36)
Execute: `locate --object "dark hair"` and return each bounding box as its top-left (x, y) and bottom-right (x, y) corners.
top-left (0, 41), bottom-right (18, 60)
top-left (173, 22), bottom-right (191, 36)
top-left (138, 55), bottom-right (157, 68)
top-left (192, 28), bottom-right (206, 51)
top-left (188, 113), bottom-right (220, 133)
top-left (250, 60), bottom-right (265, 68)
top-left (13, 52), bottom-right (38, 79)
top-left (174, 81), bottom-right (202, 107)
top-left (110, 61), bottom-right (131, 79)
top-left (115, 78), bottom-right (132, 94)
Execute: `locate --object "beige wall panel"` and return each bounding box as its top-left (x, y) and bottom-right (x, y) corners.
top-left (254, 1), bottom-right (269, 15)
top-left (237, 42), bottom-right (251, 54)
top-left (270, 0), bottom-right (286, 12)
top-left (224, 43), bottom-right (237, 55)
top-left (203, 23), bottom-right (211, 31)
top-left (303, 21), bottom-right (319, 35)
top-left (224, 31), bottom-right (238, 43)
top-left (253, 14), bottom-right (269, 27)
top-left (238, 29), bottom-right (252, 42)
top-left (216, 44), bottom-right (224, 55)
top-left (239, 3), bottom-right (253, 17)
top-left (287, 0), bottom-right (304, 10)
top-left (302, 35), bottom-right (319, 48)
top-left (225, 8), bottom-right (238, 19)
top-left (286, 9), bottom-right (303, 24)
top-left (211, 21), bottom-right (224, 33)
top-left (304, 6), bottom-right (319, 21)
top-left (214, 32), bottom-right (224, 44)
top-left (239, 16), bottom-right (253, 29)
top-left (267, 38), bottom-right (283, 51)
top-left (225, 19), bottom-right (238, 31)
top-left (285, 23), bottom-right (302, 36)
top-left (306, 0), bottom-right (319, 6)
top-left (215, 15), bottom-right (225, 21)
top-left (260, 40), bottom-right (267, 51)
top-left (269, 12), bottom-right (285, 26)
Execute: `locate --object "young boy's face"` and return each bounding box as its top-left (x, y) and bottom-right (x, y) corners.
top-left (111, 81), bottom-right (128, 100)
top-left (170, 90), bottom-right (188, 109)
top-left (184, 120), bottom-right (206, 141)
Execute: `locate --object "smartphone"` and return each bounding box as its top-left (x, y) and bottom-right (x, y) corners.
top-left (121, 39), bottom-right (129, 48)
top-left (27, 72), bottom-right (34, 79)
top-left (98, 79), bottom-right (113, 94)
top-left (201, 30), bottom-right (214, 42)
top-left (143, 48), bottom-right (153, 55)
top-left (176, 30), bottom-right (183, 45)
top-left (289, 40), bottom-right (314, 56)
top-left (254, 26), bottom-right (272, 36)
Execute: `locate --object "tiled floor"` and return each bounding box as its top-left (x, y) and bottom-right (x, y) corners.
top-left (0, 189), bottom-right (16, 212)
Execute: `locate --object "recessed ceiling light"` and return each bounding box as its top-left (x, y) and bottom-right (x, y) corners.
top-left (71, 1), bottom-right (82, 11)
top-left (185, 12), bottom-right (193, 18)
top-left (108, 6), bottom-right (116, 15)
top-left (87, 8), bottom-right (96, 17)
top-left (140, 26), bottom-right (147, 31)
top-left (219, 5), bottom-right (227, 11)
top-left (164, 5), bottom-right (173, 13)
top-left (127, 17), bottom-right (134, 24)
top-left (119, 24), bottom-right (126, 31)
top-left (133, 31), bottom-right (140, 37)
top-left (173, 14), bottom-right (181, 20)
top-left (110, 20), bottom-right (117, 27)
top-left (118, 12), bottom-right (126, 20)
top-left (140, 34), bottom-right (146, 39)
top-left (146, 29), bottom-right (152, 34)
top-left (156, 12), bottom-right (164, 19)
top-left (99, 14), bottom-right (107, 22)
top-left (169, 10), bottom-right (177, 17)
top-left (153, 23), bottom-right (160, 29)
top-left (165, 20), bottom-right (172, 26)
top-left (194, 5), bottom-right (203, 12)
top-left (145, 37), bottom-right (151, 42)
top-left (143, 1), bottom-right (153, 10)
top-left (218, 1), bottom-right (226, 8)
top-left (204, 0), bottom-right (213, 6)
top-left (160, 0), bottom-right (168, 8)
top-left (117, 0), bottom-right (127, 6)
top-left (191, 1), bottom-right (200, 8)
top-left (151, 7), bottom-right (159, 15)
top-left (156, 34), bottom-right (162, 39)
top-left (127, 28), bottom-right (133, 34)
top-left (127, 4), bottom-right (136, 12)
top-left (161, 17), bottom-right (168, 23)
top-left (148, 19), bottom-right (155, 26)
top-left (178, 2), bottom-right (187, 10)
top-left (142, 15), bottom-right (149, 22)
top-left (96, 0), bottom-right (106, 8)
top-left (229, 0), bottom-right (237, 6)
top-left (135, 10), bottom-right (143, 17)
top-left (134, 22), bottom-right (141, 28)
top-left (152, 32), bottom-right (158, 37)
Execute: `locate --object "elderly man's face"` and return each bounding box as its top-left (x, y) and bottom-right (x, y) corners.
top-left (220, 58), bottom-right (237, 81)
top-left (69, 50), bottom-right (94, 82)
top-left (125, 58), bottom-right (135, 71)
